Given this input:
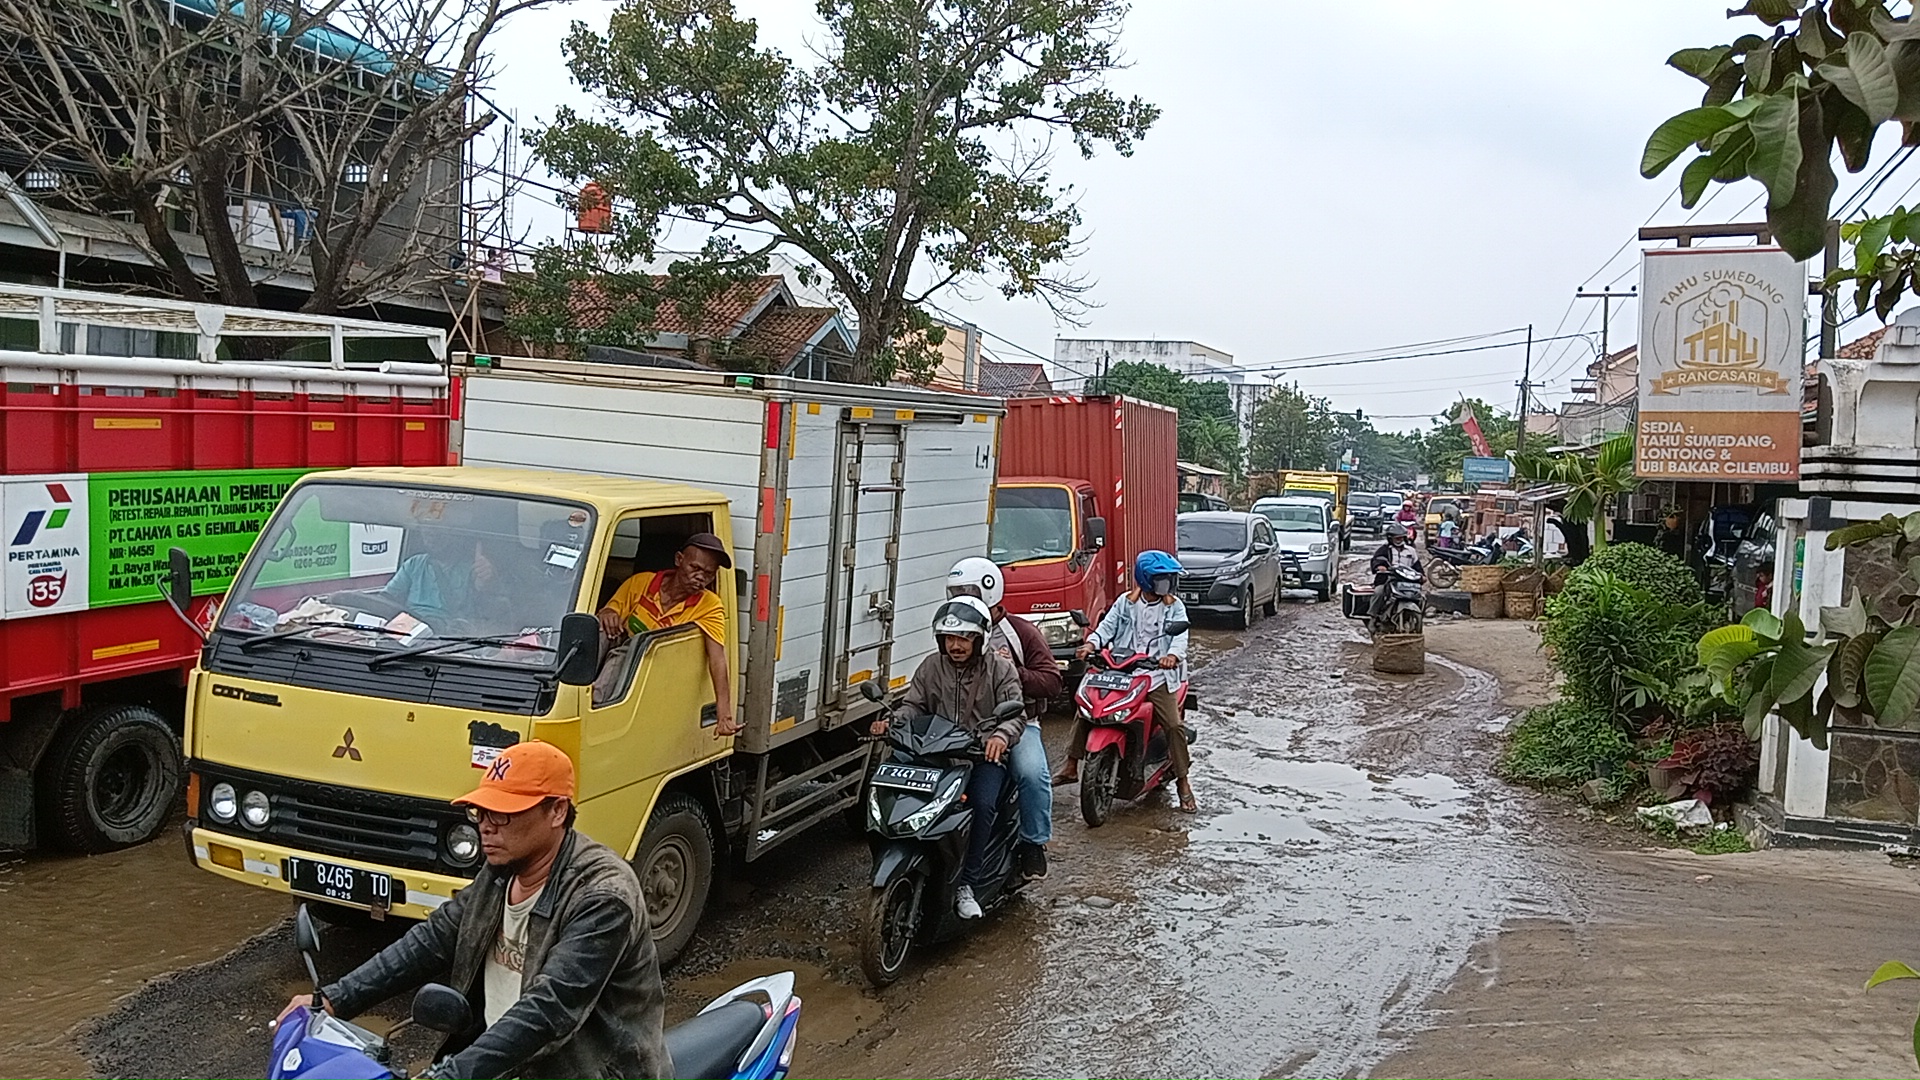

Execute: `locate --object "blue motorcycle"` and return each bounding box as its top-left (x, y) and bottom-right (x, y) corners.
top-left (269, 904), bottom-right (801, 1080)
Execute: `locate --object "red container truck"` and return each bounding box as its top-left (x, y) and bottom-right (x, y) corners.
top-left (992, 395), bottom-right (1178, 675)
top-left (0, 285), bottom-right (452, 853)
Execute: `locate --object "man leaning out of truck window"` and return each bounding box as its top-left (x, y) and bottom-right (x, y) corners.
top-left (596, 533), bottom-right (739, 737)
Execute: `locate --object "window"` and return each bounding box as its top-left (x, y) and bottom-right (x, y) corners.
top-left (343, 162), bottom-right (370, 185)
top-left (21, 168), bottom-right (58, 192)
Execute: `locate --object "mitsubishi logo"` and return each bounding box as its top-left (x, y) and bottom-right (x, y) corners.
top-left (332, 729), bottom-right (362, 761)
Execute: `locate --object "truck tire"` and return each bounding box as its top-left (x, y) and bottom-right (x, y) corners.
top-left (37, 704), bottom-right (182, 853)
top-left (632, 792), bottom-right (715, 968)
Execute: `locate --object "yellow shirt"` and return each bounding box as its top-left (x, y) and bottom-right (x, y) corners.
top-left (605, 571), bottom-right (727, 645)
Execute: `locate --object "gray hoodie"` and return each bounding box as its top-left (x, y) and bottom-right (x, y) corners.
top-left (899, 646), bottom-right (1026, 747)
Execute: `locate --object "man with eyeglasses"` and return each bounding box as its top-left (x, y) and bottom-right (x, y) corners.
top-left (273, 740), bottom-right (670, 1078)
top-left (597, 532), bottom-right (738, 736)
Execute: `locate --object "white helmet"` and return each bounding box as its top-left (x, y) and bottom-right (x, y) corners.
top-left (946, 556), bottom-right (1004, 608)
top-left (931, 596), bottom-right (993, 643)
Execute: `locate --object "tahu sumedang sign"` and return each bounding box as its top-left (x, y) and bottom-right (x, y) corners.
top-left (0, 468), bottom-right (312, 619)
top-left (1636, 247), bottom-right (1804, 480)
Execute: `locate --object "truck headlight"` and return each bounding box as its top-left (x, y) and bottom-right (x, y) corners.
top-left (209, 782), bottom-right (237, 823)
top-left (446, 823), bottom-right (481, 865)
top-left (240, 789), bottom-right (272, 830)
top-left (1310, 542), bottom-right (1331, 556)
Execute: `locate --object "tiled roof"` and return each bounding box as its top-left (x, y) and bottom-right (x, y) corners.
top-left (1838, 327), bottom-right (1888, 359)
top-left (567, 275), bottom-right (787, 337)
top-left (735, 306), bottom-right (843, 366)
top-left (979, 360), bottom-right (1050, 396)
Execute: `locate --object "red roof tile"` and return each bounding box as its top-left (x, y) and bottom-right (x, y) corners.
top-left (566, 275), bottom-right (786, 337)
top-left (1839, 327), bottom-right (1888, 359)
top-left (735, 306), bottom-right (842, 367)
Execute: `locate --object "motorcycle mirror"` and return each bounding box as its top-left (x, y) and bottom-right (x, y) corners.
top-left (1164, 618), bottom-right (1190, 638)
top-left (411, 983), bottom-right (474, 1034)
top-left (858, 680), bottom-right (884, 703)
top-left (1069, 609), bottom-right (1090, 628)
top-left (293, 904), bottom-right (323, 995)
top-left (555, 612), bottom-right (602, 686)
top-left (993, 699), bottom-right (1024, 720)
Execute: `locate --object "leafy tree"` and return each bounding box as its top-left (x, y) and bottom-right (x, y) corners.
top-left (1085, 360), bottom-right (1242, 476)
top-left (1515, 432), bottom-right (1639, 551)
top-left (523, 0), bottom-right (1158, 383)
top-left (1641, 0), bottom-right (1920, 305)
top-left (1248, 382), bottom-right (1338, 472)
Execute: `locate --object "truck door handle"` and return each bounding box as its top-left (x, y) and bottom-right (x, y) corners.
top-left (868, 593), bottom-right (894, 618)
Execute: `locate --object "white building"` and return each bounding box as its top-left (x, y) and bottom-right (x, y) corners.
top-left (1052, 338), bottom-right (1243, 391)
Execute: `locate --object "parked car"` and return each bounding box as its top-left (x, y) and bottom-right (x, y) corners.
top-left (1175, 511), bottom-right (1283, 628)
top-left (1252, 496), bottom-right (1340, 602)
top-left (1179, 491), bottom-right (1230, 514)
top-left (1348, 491), bottom-right (1385, 538)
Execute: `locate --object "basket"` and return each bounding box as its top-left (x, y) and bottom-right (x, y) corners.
top-left (1505, 591), bottom-right (1539, 620)
top-left (1544, 568), bottom-right (1569, 596)
top-left (1373, 632), bottom-right (1426, 674)
top-left (1502, 567), bottom-right (1544, 594)
top-left (1470, 590), bottom-right (1504, 619)
top-left (1459, 565), bottom-right (1506, 594)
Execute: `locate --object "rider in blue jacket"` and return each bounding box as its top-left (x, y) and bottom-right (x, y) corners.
top-left (1052, 551), bottom-right (1196, 813)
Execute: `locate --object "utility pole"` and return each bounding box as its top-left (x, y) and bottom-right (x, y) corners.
top-left (1515, 323), bottom-right (1533, 458)
top-left (1574, 285), bottom-right (1637, 363)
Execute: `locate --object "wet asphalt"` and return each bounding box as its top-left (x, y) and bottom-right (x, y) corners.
top-left (16, 561), bottom-right (1558, 1079)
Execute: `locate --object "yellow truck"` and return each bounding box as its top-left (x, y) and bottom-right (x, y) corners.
top-left (1279, 470), bottom-right (1351, 550)
top-left (179, 355), bottom-right (1004, 962)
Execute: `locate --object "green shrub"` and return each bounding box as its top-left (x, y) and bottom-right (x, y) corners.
top-left (1575, 541), bottom-right (1704, 606)
top-left (1543, 569), bottom-right (1721, 721)
top-left (1501, 699), bottom-right (1634, 787)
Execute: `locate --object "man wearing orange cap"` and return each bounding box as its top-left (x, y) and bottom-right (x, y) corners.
top-left (274, 741), bottom-right (669, 1078)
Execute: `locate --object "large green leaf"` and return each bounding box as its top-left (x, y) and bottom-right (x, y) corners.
top-left (1770, 613), bottom-right (1834, 707)
top-left (1750, 93), bottom-right (1804, 204)
top-left (1671, 45), bottom-right (1735, 81)
top-left (1642, 106), bottom-right (1750, 177)
top-left (1744, 605), bottom-right (1785, 641)
top-left (1767, 92), bottom-right (1838, 260)
top-left (1822, 589), bottom-right (1871, 638)
top-left (1681, 152), bottom-right (1718, 207)
top-left (1823, 33), bottom-right (1902, 124)
top-left (1867, 625), bottom-right (1920, 725)
top-left (1743, 656), bottom-right (1778, 734)
top-left (1852, 215), bottom-right (1896, 276)
top-left (1868, 960), bottom-right (1920, 989)
top-left (1826, 514), bottom-right (1906, 549)
top-left (1832, 628), bottom-right (1885, 709)
top-left (1730, 0), bottom-right (1806, 26)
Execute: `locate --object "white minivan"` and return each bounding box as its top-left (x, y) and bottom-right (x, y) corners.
top-left (1251, 496), bottom-right (1339, 601)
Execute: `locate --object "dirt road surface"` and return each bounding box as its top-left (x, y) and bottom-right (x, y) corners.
top-left (19, 577), bottom-right (1920, 1078)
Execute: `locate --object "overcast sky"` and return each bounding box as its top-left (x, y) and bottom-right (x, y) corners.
top-left (489, 2), bottom-right (1911, 432)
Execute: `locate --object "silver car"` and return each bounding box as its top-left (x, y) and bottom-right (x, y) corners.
top-left (1252, 497), bottom-right (1339, 602)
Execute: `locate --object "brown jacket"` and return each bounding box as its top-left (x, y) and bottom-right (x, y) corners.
top-left (901, 647), bottom-right (1026, 746)
top-left (324, 829), bottom-right (669, 1079)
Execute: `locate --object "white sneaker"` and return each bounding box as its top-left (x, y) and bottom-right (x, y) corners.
top-left (955, 885), bottom-right (982, 919)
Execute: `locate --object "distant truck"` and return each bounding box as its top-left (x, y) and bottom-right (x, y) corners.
top-left (992, 395), bottom-right (1177, 675)
top-left (0, 285), bottom-right (451, 854)
top-left (1279, 470), bottom-right (1351, 550)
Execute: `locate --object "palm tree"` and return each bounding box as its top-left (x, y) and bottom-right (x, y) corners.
top-left (1514, 433), bottom-right (1637, 550)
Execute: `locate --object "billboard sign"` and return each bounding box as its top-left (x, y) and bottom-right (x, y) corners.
top-left (1462, 456), bottom-right (1512, 483)
top-left (1636, 247), bottom-right (1803, 480)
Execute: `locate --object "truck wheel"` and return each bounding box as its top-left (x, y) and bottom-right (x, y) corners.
top-left (860, 872), bottom-right (922, 988)
top-left (37, 704), bottom-right (182, 853)
top-left (1080, 747), bottom-right (1118, 827)
top-left (632, 792), bottom-right (715, 968)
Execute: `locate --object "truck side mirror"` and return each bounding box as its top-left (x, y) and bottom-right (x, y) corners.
top-left (157, 546), bottom-right (206, 640)
top-left (1085, 516), bottom-right (1107, 550)
top-left (556, 612), bottom-right (602, 686)
top-left (411, 982), bottom-right (474, 1034)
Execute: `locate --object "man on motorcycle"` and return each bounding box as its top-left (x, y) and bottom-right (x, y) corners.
top-left (1369, 523), bottom-right (1422, 623)
top-left (1052, 550), bottom-right (1196, 814)
top-left (273, 740), bottom-right (669, 1079)
top-left (946, 557), bottom-right (1063, 881)
top-left (869, 596), bottom-right (1024, 919)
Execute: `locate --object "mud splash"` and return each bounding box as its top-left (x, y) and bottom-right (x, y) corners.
top-left (0, 821), bottom-right (285, 1077)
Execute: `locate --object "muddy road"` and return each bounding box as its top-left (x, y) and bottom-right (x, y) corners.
top-left (43, 578), bottom-right (1564, 1079)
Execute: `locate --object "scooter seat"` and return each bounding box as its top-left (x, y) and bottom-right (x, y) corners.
top-left (665, 999), bottom-right (767, 1080)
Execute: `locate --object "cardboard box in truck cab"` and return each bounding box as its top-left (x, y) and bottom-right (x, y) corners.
top-left (185, 357), bottom-right (1003, 964)
top-left (993, 395), bottom-right (1177, 667)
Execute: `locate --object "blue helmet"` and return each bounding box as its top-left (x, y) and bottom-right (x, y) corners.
top-left (1134, 549), bottom-right (1183, 594)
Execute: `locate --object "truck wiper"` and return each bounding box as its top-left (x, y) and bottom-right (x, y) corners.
top-left (365, 634), bottom-right (558, 670)
top-left (237, 622), bottom-right (414, 653)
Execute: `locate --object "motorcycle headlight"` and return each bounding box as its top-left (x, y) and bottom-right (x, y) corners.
top-left (446, 822), bottom-right (481, 865)
top-left (900, 774), bottom-right (966, 834)
top-left (1310, 542), bottom-right (1331, 556)
top-left (240, 789), bottom-right (271, 830)
top-left (208, 782), bottom-right (237, 823)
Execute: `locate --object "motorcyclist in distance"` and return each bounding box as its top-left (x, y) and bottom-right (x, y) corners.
top-left (1369, 523), bottom-right (1422, 624)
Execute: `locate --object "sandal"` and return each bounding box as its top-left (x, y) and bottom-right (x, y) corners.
top-left (1177, 785), bottom-right (1198, 814)
top-left (1051, 768), bottom-right (1078, 787)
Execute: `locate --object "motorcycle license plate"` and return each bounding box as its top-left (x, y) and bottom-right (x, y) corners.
top-left (1083, 670), bottom-right (1133, 691)
top-left (286, 856), bottom-right (393, 909)
top-left (871, 764), bottom-right (943, 794)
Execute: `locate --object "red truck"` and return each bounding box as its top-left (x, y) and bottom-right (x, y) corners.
top-left (0, 285), bottom-right (451, 853)
top-left (991, 395), bottom-right (1178, 675)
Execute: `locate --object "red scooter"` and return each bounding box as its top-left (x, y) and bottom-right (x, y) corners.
top-left (1073, 638), bottom-right (1196, 827)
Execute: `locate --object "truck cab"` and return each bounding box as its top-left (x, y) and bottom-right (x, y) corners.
top-left (186, 467), bottom-right (736, 955)
top-left (991, 479), bottom-right (1107, 672)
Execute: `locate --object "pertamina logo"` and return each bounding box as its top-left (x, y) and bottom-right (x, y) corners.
top-left (12, 483), bottom-right (78, 608)
top-left (12, 482), bottom-right (72, 546)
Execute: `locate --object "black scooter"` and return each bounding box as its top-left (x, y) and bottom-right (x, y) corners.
top-left (856, 685), bottom-right (1026, 988)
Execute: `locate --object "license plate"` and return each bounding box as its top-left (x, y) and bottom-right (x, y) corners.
top-left (871, 764), bottom-right (943, 794)
top-left (287, 856), bottom-right (393, 909)
top-left (1184, 591), bottom-right (1205, 602)
top-left (1083, 670), bottom-right (1134, 691)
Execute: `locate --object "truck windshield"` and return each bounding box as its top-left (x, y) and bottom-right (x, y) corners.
top-left (991, 486), bottom-right (1075, 564)
top-left (218, 482), bottom-right (596, 667)
top-left (1177, 519), bottom-right (1246, 553)
top-left (1257, 505), bottom-right (1326, 532)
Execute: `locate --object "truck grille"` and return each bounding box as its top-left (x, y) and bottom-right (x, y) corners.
top-left (196, 763), bottom-right (475, 877)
